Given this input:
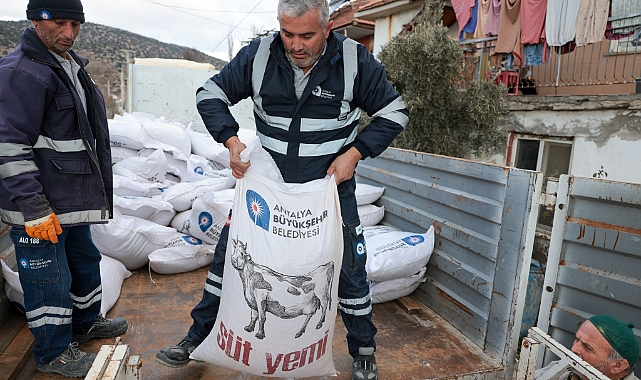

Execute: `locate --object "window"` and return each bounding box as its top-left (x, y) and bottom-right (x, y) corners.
top-left (511, 135), bottom-right (573, 230)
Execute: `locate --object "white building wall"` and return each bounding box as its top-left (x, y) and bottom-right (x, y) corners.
top-left (129, 60), bottom-right (255, 133)
top-left (373, 8), bottom-right (422, 56)
top-left (504, 102), bottom-right (641, 184)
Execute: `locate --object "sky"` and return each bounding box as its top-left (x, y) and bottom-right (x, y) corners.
top-left (0, 0), bottom-right (282, 61)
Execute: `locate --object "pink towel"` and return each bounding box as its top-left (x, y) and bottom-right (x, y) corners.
top-left (521, 0), bottom-right (547, 44)
top-left (486, 0), bottom-right (502, 35)
top-left (452, 0), bottom-right (477, 37)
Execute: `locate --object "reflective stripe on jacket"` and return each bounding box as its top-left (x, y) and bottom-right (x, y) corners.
top-left (196, 31), bottom-right (408, 183)
top-left (0, 28), bottom-right (113, 226)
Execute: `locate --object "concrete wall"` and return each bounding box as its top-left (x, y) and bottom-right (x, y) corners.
top-left (129, 62), bottom-right (255, 133)
top-left (372, 8), bottom-right (422, 56)
top-left (501, 95), bottom-right (641, 184)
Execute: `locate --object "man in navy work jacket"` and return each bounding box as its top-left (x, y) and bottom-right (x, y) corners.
top-left (0, 0), bottom-right (128, 377)
top-left (156, 0), bottom-right (409, 378)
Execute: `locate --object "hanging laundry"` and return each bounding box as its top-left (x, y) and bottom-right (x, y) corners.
top-left (474, 0), bottom-right (492, 39)
top-left (496, 0), bottom-right (522, 67)
top-left (486, 0), bottom-right (502, 35)
top-left (521, 0), bottom-right (547, 45)
top-left (546, 0), bottom-right (581, 46)
top-left (610, 0), bottom-right (641, 34)
top-left (453, 0), bottom-right (479, 40)
top-left (575, 0), bottom-right (609, 46)
top-left (523, 44), bottom-right (544, 66)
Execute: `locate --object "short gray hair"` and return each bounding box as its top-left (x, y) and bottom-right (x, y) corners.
top-left (606, 348), bottom-right (635, 377)
top-left (277, 0), bottom-right (329, 27)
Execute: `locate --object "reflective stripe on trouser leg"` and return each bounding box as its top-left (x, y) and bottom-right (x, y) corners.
top-left (65, 226), bottom-right (102, 335)
top-left (11, 227), bottom-right (74, 364)
top-left (337, 178), bottom-right (377, 357)
top-left (187, 210), bottom-right (231, 343)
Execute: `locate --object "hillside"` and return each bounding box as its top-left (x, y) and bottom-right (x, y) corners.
top-left (0, 20), bottom-right (228, 99)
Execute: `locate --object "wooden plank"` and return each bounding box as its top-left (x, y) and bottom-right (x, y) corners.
top-left (0, 323), bottom-right (35, 380)
top-left (20, 266), bottom-right (503, 380)
top-left (0, 310), bottom-right (26, 355)
top-left (395, 296), bottom-right (422, 315)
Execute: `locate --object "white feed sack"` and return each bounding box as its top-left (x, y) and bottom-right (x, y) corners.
top-left (187, 128), bottom-right (230, 168)
top-left (110, 146), bottom-right (140, 164)
top-left (148, 244), bottom-right (215, 274)
top-left (183, 154), bottom-right (236, 187)
top-left (141, 119), bottom-right (192, 161)
top-left (112, 149), bottom-right (167, 184)
top-left (358, 204), bottom-right (385, 227)
top-left (363, 224), bottom-right (399, 238)
top-left (2, 256), bottom-right (132, 316)
top-left (370, 267), bottom-right (427, 304)
top-left (108, 119), bottom-right (149, 150)
top-left (365, 225), bottom-right (435, 283)
top-left (90, 209), bottom-right (177, 270)
top-left (355, 183), bottom-right (385, 206)
top-left (113, 195), bottom-right (176, 226)
top-left (191, 171), bottom-right (342, 377)
top-left (113, 175), bottom-right (166, 198)
top-left (171, 190), bottom-right (234, 245)
top-left (138, 148), bottom-right (187, 180)
top-left (161, 177), bottom-right (232, 212)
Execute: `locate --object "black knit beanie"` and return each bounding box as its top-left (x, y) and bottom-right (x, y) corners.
top-left (26, 0), bottom-right (85, 23)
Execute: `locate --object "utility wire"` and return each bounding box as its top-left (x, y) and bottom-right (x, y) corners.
top-left (137, 0), bottom-right (255, 31)
top-left (211, 0), bottom-right (267, 53)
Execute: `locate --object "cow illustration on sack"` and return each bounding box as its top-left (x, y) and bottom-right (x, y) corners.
top-left (230, 238), bottom-right (334, 339)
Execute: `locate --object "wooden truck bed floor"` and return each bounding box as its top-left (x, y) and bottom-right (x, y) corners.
top-left (17, 265), bottom-right (501, 380)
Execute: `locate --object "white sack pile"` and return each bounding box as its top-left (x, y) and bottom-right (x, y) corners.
top-left (92, 112), bottom-right (246, 279)
top-left (355, 183), bottom-right (385, 227)
top-left (363, 225), bottom-right (434, 304)
top-left (2, 256), bottom-right (132, 316)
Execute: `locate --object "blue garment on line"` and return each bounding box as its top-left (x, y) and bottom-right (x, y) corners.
top-left (460, 0), bottom-right (479, 40)
top-left (523, 44), bottom-right (544, 67)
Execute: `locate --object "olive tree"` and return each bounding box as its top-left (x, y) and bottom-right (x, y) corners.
top-left (377, 1), bottom-right (508, 158)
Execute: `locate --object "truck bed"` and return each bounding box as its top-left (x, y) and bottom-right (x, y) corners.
top-left (16, 265), bottom-right (501, 380)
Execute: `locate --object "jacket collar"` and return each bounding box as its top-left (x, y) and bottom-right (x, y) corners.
top-left (19, 27), bottom-right (89, 68)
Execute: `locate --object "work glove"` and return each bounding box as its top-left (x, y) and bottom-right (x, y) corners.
top-left (25, 212), bottom-right (63, 244)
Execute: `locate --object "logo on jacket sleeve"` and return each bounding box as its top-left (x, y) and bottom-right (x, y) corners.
top-left (246, 189), bottom-right (270, 231)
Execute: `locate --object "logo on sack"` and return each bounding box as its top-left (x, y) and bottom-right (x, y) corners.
top-left (246, 190), bottom-right (270, 231)
top-left (19, 258), bottom-right (30, 269)
top-left (198, 212), bottom-right (213, 232)
top-left (402, 235), bottom-right (425, 246)
top-left (40, 10), bottom-right (51, 19)
top-left (193, 166), bottom-right (204, 175)
top-left (182, 236), bottom-right (203, 245)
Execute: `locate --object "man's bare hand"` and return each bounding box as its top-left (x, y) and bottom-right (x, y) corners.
top-left (327, 147), bottom-right (362, 184)
top-left (226, 136), bottom-right (250, 179)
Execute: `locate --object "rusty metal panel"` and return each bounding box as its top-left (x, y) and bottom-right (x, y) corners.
top-left (355, 147), bottom-right (542, 373)
top-left (537, 175), bottom-right (641, 377)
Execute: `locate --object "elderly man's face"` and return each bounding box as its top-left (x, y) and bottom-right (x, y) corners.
top-left (278, 8), bottom-right (333, 73)
top-left (571, 321), bottom-right (627, 380)
top-left (32, 19), bottom-right (81, 58)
